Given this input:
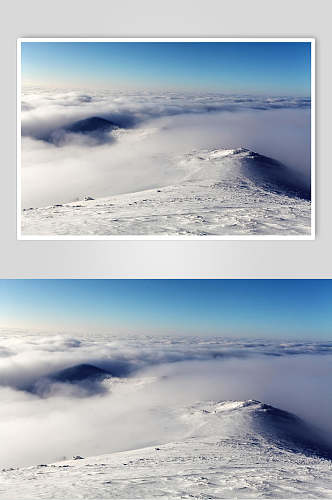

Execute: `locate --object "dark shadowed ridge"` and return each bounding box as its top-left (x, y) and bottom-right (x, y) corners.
top-left (65, 117), bottom-right (119, 134)
top-left (49, 363), bottom-right (111, 383)
top-left (248, 400), bottom-right (332, 460)
top-left (235, 148), bottom-right (311, 200)
top-left (29, 117), bottom-right (121, 145)
top-left (26, 364), bottom-right (113, 397)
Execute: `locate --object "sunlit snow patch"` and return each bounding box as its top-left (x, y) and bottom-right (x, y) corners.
top-left (21, 147), bottom-right (311, 236)
top-left (1, 400), bottom-right (331, 499)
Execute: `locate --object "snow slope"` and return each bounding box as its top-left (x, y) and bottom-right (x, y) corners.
top-left (1, 400), bottom-right (331, 499)
top-left (21, 148), bottom-right (311, 237)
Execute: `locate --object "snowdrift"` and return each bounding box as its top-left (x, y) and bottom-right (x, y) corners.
top-left (1, 399), bottom-right (331, 499)
top-left (21, 148), bottom-right (311, 236)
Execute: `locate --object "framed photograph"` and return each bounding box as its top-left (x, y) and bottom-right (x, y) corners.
top-left (17, 38), bottom-right (315, 240)
top-left (1, 278), bottom-right (332, 498)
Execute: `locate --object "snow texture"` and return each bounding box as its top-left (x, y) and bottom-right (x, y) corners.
top-left (1, 400), bottom-right (331, 499)
top-left (21, 148), bottom-right (311, 236)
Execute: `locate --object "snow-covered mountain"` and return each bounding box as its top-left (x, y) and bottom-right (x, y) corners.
top-left (1, 400), bottom-right (331, 499)
top-left (21, 148), bottom-right (311, 237)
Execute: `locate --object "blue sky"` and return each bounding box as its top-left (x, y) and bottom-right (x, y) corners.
top-left (21, 41), bottom-right (311, 95)
top-left (0, 280), bottom-right (330, 338)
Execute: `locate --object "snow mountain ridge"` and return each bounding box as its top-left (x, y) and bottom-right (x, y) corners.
top-left (1, 399), bottom-right (331, 498)
top-left (21, 147), bottom-right (311, 236)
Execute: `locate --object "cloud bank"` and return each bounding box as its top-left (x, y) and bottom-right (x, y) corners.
top-left (21, 88), bottom-right (311, 208)
top-left (0, 332), bottom-right (330, 467)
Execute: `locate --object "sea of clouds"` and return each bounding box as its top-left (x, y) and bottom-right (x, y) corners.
top-left (21, 88), bottom-right (311, 208)
top-left (0, 331), bottom-right (330, 467)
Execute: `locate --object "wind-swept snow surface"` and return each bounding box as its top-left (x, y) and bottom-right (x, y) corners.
top-left (1, 400), bottom-right (331, 499)
top-left (1, 333), bottom-right (332, 497)
top-left (21, 148), bottom-right (311, 236)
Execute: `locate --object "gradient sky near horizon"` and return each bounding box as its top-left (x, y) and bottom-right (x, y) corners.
top-left (21, 41), bottom-right (311, 95)
top-left (0, 280), bottom-right (330, 338)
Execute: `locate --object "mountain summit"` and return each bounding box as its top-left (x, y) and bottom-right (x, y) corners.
top-left (65, 116), bottom-right (119, 134)
top-left (22, 148), bottom-right (311, 236)
top-left (1, 399), bottom-right (331, 498)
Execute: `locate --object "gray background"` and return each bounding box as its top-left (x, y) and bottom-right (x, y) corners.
top-left (0, 0), bottom-right (330, 278)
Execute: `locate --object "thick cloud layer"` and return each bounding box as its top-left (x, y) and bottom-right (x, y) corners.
top-left (21, 88), bottom-right (311, 208)
top-left (0, 331), bottom-right (330, 467)
top-left (21, 89), bottom-right (310, 139)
